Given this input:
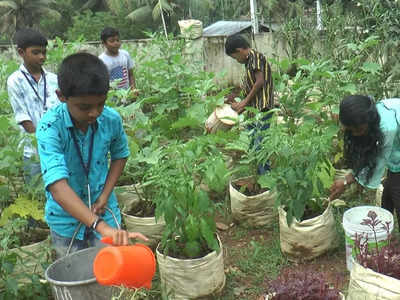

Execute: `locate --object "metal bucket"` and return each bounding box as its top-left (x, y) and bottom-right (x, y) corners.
top-left (45, 246), bottom-right (118, 300)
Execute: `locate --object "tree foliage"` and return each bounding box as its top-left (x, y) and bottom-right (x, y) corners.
top-left (0, 0), bottom-right (61, 36)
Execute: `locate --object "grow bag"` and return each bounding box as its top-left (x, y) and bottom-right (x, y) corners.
top-left (230, 177), bottom-right (277, 227)
top-left (4, 234), bottom-right (51, 285)
top-left (114, 184), bottom-right (141, 212)
top-left (205, 104), bottom-right (238, 134)
top-left (279, 204), bottom-right (337, 261)
top-left (347, 261), bottom-right (400, 300)
top-left (178, 19), bottom-right (203, 39)
top-left (156, 235), bottom-right (225, 299)
top-left (123, 213), bottom-right (165, 248)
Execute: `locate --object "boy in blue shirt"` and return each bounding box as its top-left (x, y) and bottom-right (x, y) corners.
top-left (36, 53), bottom-right (147, 258)
top-left (7, 28), bottom-right (60, 183)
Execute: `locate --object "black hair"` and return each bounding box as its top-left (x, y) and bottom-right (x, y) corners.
top-left (225, 35), bottom-right (250, 55)
top-left (100, 27), bottom-right (119, 42)
top-left (14, 28), bottom-right (47, 49)
top-left (339, 95), bottom-right (384, 184)
top-left (58, 52), bottom-right (109, 98)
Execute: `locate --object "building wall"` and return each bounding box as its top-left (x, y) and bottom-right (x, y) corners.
top-left (202, 33), bottom-right (287, 88)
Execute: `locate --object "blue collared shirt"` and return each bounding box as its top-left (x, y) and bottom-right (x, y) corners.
top-left (356, 98), bottom-right (400, 189)
top-left (36, 103), bottom-right (130, 239)
top-left (7, 64), bottom-right (60, 158)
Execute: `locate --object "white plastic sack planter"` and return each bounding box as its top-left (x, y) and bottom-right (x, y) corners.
top-left (230, 177), bottom-right (277, 227)
top-left (205, 104), bottom-right (238, 134)
top-left (2, 235), bottom-right (51, 286)
top-left (347, 261), bottom-right (400, 300)
top-left (279, 204), bottom-right (337, 262)
top-left (156, 235), bottom-right (225, 299)
top-left (122, 213), bottom-right (165, 248)
top-left (114, 184), bottom-right (141, 212)
top-left (116, 184), bottom-right (165, 247)
top-left (178, 19), bottom-right (203, 39)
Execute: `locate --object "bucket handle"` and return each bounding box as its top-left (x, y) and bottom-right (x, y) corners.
top-left (66, 206), bottom-right (121, 256)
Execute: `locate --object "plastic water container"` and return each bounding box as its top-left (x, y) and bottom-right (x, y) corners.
top-left (93, 240), bottom-right (156, 289)
top-left (342, 206), bottom-right (393, 271)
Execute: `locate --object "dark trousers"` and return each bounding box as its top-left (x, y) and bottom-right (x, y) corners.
top-left (381, 171), bottom-right (400, 231)
top-left (247, 112), bottom-right (272, 175)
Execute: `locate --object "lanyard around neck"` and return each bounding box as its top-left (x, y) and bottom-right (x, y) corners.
top-left (69, 125), bottom-right (96, 180)
top-left (21, 69), bottom-right (47, 110)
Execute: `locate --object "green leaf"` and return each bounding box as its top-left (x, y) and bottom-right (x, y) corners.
top-left (184, 216), bottom-right (201, 241)
top-left (196, 190), bottom-right (210, 212)
top-left (183, 240), bottom-right (201, 258)
top-left (0, 197), bottom-right (44, 226)
top-left (361, 62), bottom-right (381, 74)
top-left (5, 277), bottom-right (18, 295)
top-left (170, 117), bottom-right (199, 129)
top-left (200, 218), bottom-right (218, 251)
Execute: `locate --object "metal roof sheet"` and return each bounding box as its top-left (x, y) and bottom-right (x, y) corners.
top-left (203, 21), bottom-right (252, 37)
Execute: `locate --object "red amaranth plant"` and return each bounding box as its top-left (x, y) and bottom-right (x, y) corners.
top-left (268, 268), bottom-right (341, 299)
top-left (354, 210), bottom-right (400, 279)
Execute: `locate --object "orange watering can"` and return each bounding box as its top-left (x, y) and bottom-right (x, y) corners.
top-left (93, 237), bottom-right (156, 289)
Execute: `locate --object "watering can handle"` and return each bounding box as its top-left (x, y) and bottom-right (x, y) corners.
top-left (66, 207), bottom-right (121, 256)
top-left (101, 236), bottom-right (113, 245)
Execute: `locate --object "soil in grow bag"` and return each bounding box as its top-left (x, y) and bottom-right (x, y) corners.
top-left (301, 205), bottom-right (327, 221)
top-left (162, 238), bottom-right (218, 260)
top-left (3, 225), bottom-right (49, 250)
top-left (232, 178), bottom-right (268, 197)
top-left (126, 200), bottom-right (156, 218)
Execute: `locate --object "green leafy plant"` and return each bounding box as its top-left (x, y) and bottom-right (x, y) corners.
top-left (0, 116), bottom-right (25, 209)
top-left (0, 196), bottom-right (44, 226)
top-left (259, 118), bottom-right (336, 225)
top-left (0, 218), bottom-right (51, 300)
top-left (224, 109), bottom-right (275, 196)
top-left (131, 33), bottom-right (228, 141)
top-left (150, 136), bottom-right (229, 259)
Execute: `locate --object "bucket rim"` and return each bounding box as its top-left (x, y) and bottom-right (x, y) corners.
top-left (44, 247), bottom-right (98, 287)
top-left (342, 205), bottom-right (394, 236)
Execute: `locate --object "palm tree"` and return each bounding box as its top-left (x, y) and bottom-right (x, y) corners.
top-left (0, 0), bottom-right (61, 34)
top-left (126, 0), bottom-right (215, 34)
top-left (80, 0), bottom-right (109, 11)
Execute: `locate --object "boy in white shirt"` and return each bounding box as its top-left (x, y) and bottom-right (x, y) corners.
top-left (7, 28), bottom-right (60, 183)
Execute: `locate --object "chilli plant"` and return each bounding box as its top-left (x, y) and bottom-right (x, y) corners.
top-left (258, 117), bottom-right (336, 225)
top-left (149, 136), bottom-right (228, 259)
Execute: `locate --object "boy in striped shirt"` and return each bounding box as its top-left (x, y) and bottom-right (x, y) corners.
top-left (225, 34), bottom-right (274, 174)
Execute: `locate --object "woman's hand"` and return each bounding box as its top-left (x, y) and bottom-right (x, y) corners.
top-left (329, 173), bottom-right (355, 200)
top-left (329, 179), bottom-right (346, 200)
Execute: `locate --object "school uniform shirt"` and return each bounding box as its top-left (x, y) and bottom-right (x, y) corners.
top-left (7, 64), bottom-right (60, 158)
top-left (99, 49), bottom-right (134, 90)
top-left (356, 98), bottom-right (400, 189)
top-left (244, 49), bottom-right (274, 111)
top-left (36, 103), bottom-right (130, 240)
